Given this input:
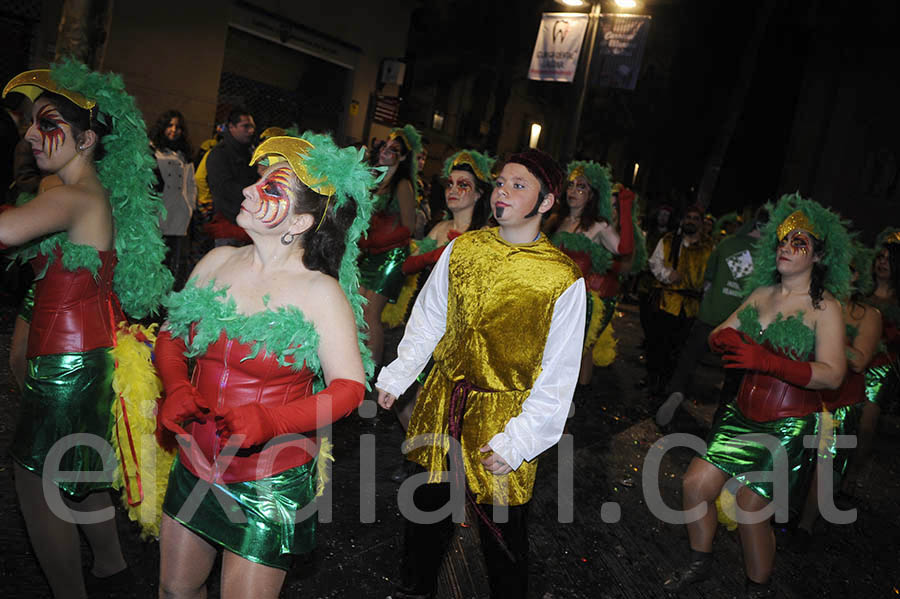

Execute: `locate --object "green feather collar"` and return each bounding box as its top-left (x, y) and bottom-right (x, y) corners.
top-left (738, 304), bottom-right (815, 360)
top-left (551, 231), bottom-right (613, 274)
top-left (164, 279), bottom-right (323, 387)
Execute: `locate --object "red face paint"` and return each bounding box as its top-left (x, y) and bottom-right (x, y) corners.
top-left (253, 167), bottom-right (292, 228)
top-left (778, 230), bottom-right (813, 256)
top-left (35, 104), bottom-right (67, 159)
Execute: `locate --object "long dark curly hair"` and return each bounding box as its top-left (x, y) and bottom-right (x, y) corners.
top-left (149, 109), bottom-right (192, 157)
top-left (553, 180), bottom-right (600, 234)
top-left (448, 163), bottom-right (490, 231)
top-left (873, 243), bottom-right (900, 298)
top-left (292, 180), bottom-right (356, 279)
top-left (370, 135), bottom-right (413, 196)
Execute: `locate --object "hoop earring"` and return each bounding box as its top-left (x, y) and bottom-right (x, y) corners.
top-left (280, 232), bottom-right (296, 245)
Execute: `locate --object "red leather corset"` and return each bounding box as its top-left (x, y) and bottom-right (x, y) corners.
top-left (737, 357), bottom-right (823, 421)
top-left (179, 331), bottom-right (318, 483)
top-left (27, 248), bottom-right (119, 358)
top-left (822, 370), bottom-right (865, 411)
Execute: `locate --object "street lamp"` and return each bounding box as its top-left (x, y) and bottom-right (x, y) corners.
top-left (559, 0), bottom-right (601, 163)
top-left (529, 123), bottom-right (543, 149)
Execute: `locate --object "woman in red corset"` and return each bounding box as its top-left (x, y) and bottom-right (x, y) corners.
top-left (156, 133), bottom-right (372, 598)
top-left (663, 195), bottom-right (849, 598)
top-left (0, 62), bottom-right (172, 598)
top-left (384, 149), bottom-right (493, 483)
top-left (358, 125), bottom-right (421, 366)
top-left (547, 161), bottom-right (637, 385)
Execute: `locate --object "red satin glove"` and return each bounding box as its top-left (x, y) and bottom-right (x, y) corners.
top-left (216, 378), bottom-right (365, 448)
top-left (402, 245), bottom-right (447, 275)
top-left (615, 188), bottom-right (635, 255)
top-left (708, 327), bottom-right (749, 354)
top-left (721, 334), bottom-right (813, 387)
top-left (154, 330), bottom-right (211, 442)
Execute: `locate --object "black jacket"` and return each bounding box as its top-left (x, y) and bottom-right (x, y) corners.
top-left (205, 131), bottom-right (257, 224)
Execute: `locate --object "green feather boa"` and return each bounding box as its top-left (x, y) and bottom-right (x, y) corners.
top-left (164, 280), bottom-right (324, 388)
top-left (550, 231), bottom-right (612, 274)
top-left (738, 305), bottom-right (815, 360)
top-left (4, 59), bottom-right (172, 318)
top-left (742, 193), bottom-right (851, 301)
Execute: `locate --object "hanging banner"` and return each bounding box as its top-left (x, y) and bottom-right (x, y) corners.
top-left (593, 14), bottom-right (651, 90)
top-left (527, 13), bottom-right (590, 83)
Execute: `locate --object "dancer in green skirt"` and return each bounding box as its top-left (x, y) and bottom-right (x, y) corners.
top-left (662, 194), bottom-right (851, 598)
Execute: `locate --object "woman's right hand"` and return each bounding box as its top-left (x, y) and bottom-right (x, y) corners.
top-left (159, 383), bottom-right (210, 436)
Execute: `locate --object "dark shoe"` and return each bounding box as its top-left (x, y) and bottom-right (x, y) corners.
top-left (662, 553), bottom-right (712, 593)
top-left (84, 566), bottom-right (132, 597)
top-left (744, 578), bottom-right (776, 598)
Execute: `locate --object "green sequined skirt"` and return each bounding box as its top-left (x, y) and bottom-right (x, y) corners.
top-left (865, 362), bottom-right (899, 408)
top-left (10, 347), bottom-right (116, 498)
top-left (700, 402), bottom-right (817, 502)
top-left (163, 458), bottom-right (318, 570)
top-left (816, 404), bottom-right (863, 485)
top-left (358, 246), bottom-right (409, 302)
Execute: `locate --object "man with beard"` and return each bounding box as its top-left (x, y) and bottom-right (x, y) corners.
top-left (645, 204), bottom-right (714, 394)
top-left (656, 206), bottom-right (769, 426)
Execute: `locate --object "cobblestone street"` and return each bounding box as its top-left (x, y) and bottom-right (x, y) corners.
top-left (1, 300), bottom-right (898, 598)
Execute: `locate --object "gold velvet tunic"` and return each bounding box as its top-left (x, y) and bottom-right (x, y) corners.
top-left (406, 229), bottom-right (581, 505)
top-left (656, 233), bottom-right (714, 318)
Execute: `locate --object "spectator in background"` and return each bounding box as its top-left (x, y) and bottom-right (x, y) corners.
top-left (645, 204), bottom-right (714, 394)
top-left (205, 107), bottom-right (256, 247)
top-left (150, 109), bottom-right (197, 289)
top-left (656, 206), bottom-right (768, 427)
top-left (190, 125), bottom-right (223, 267)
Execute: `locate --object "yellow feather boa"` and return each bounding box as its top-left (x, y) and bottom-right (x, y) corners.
top-left (110, 323), bottom-right (175, 539)
top-left (381, 272), bottom-right (419, 328)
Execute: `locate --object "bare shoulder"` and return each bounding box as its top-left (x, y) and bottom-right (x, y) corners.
top-left (189, 245), bottom-right (242, 285)
top-left (746, 285), bottom-right (771, 304)
top-left (429, 220), bottom-right (451, 238)
top-left (303, 272), bottom-right (354, 322)
top-left (815, 292), bottom-right (843, 322)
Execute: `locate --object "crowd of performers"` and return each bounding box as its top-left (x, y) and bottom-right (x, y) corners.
top-left (0, 59), bottom-right (897, 599)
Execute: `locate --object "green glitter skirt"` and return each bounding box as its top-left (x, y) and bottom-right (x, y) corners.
top-left (816, 404), bottom-right (863, 485)
top-left (865, 362), bottom-right (899, 408)
top-left (163, 458), bottom-right (318, 570)
top-left (358, 246), bottom-right (409, 302)
top-left (700, 402), bottom-right (817, 502)
top-left (11, 347), bottom-right (116, 498)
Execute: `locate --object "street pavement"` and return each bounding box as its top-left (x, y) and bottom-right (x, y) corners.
top-left (1, 299), bottom-right (898, 598)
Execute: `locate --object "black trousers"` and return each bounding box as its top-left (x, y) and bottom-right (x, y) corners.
top-left (664, 319), bottom-right (715, 396)
top-left (646, 309), bottom-right (693, 386)
top-left (398, 473), bottom-right (529, 599)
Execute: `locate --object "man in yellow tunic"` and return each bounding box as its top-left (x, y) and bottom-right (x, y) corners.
top-left (645, 203), bottom-right (715, 395)
top-left (377, 149), bottom-right (586, 599)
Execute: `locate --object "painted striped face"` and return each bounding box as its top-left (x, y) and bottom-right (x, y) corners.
top-left (35, 104), bottom-right (68, 159)
top-left (252, 167), bottom-right (292, 228)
